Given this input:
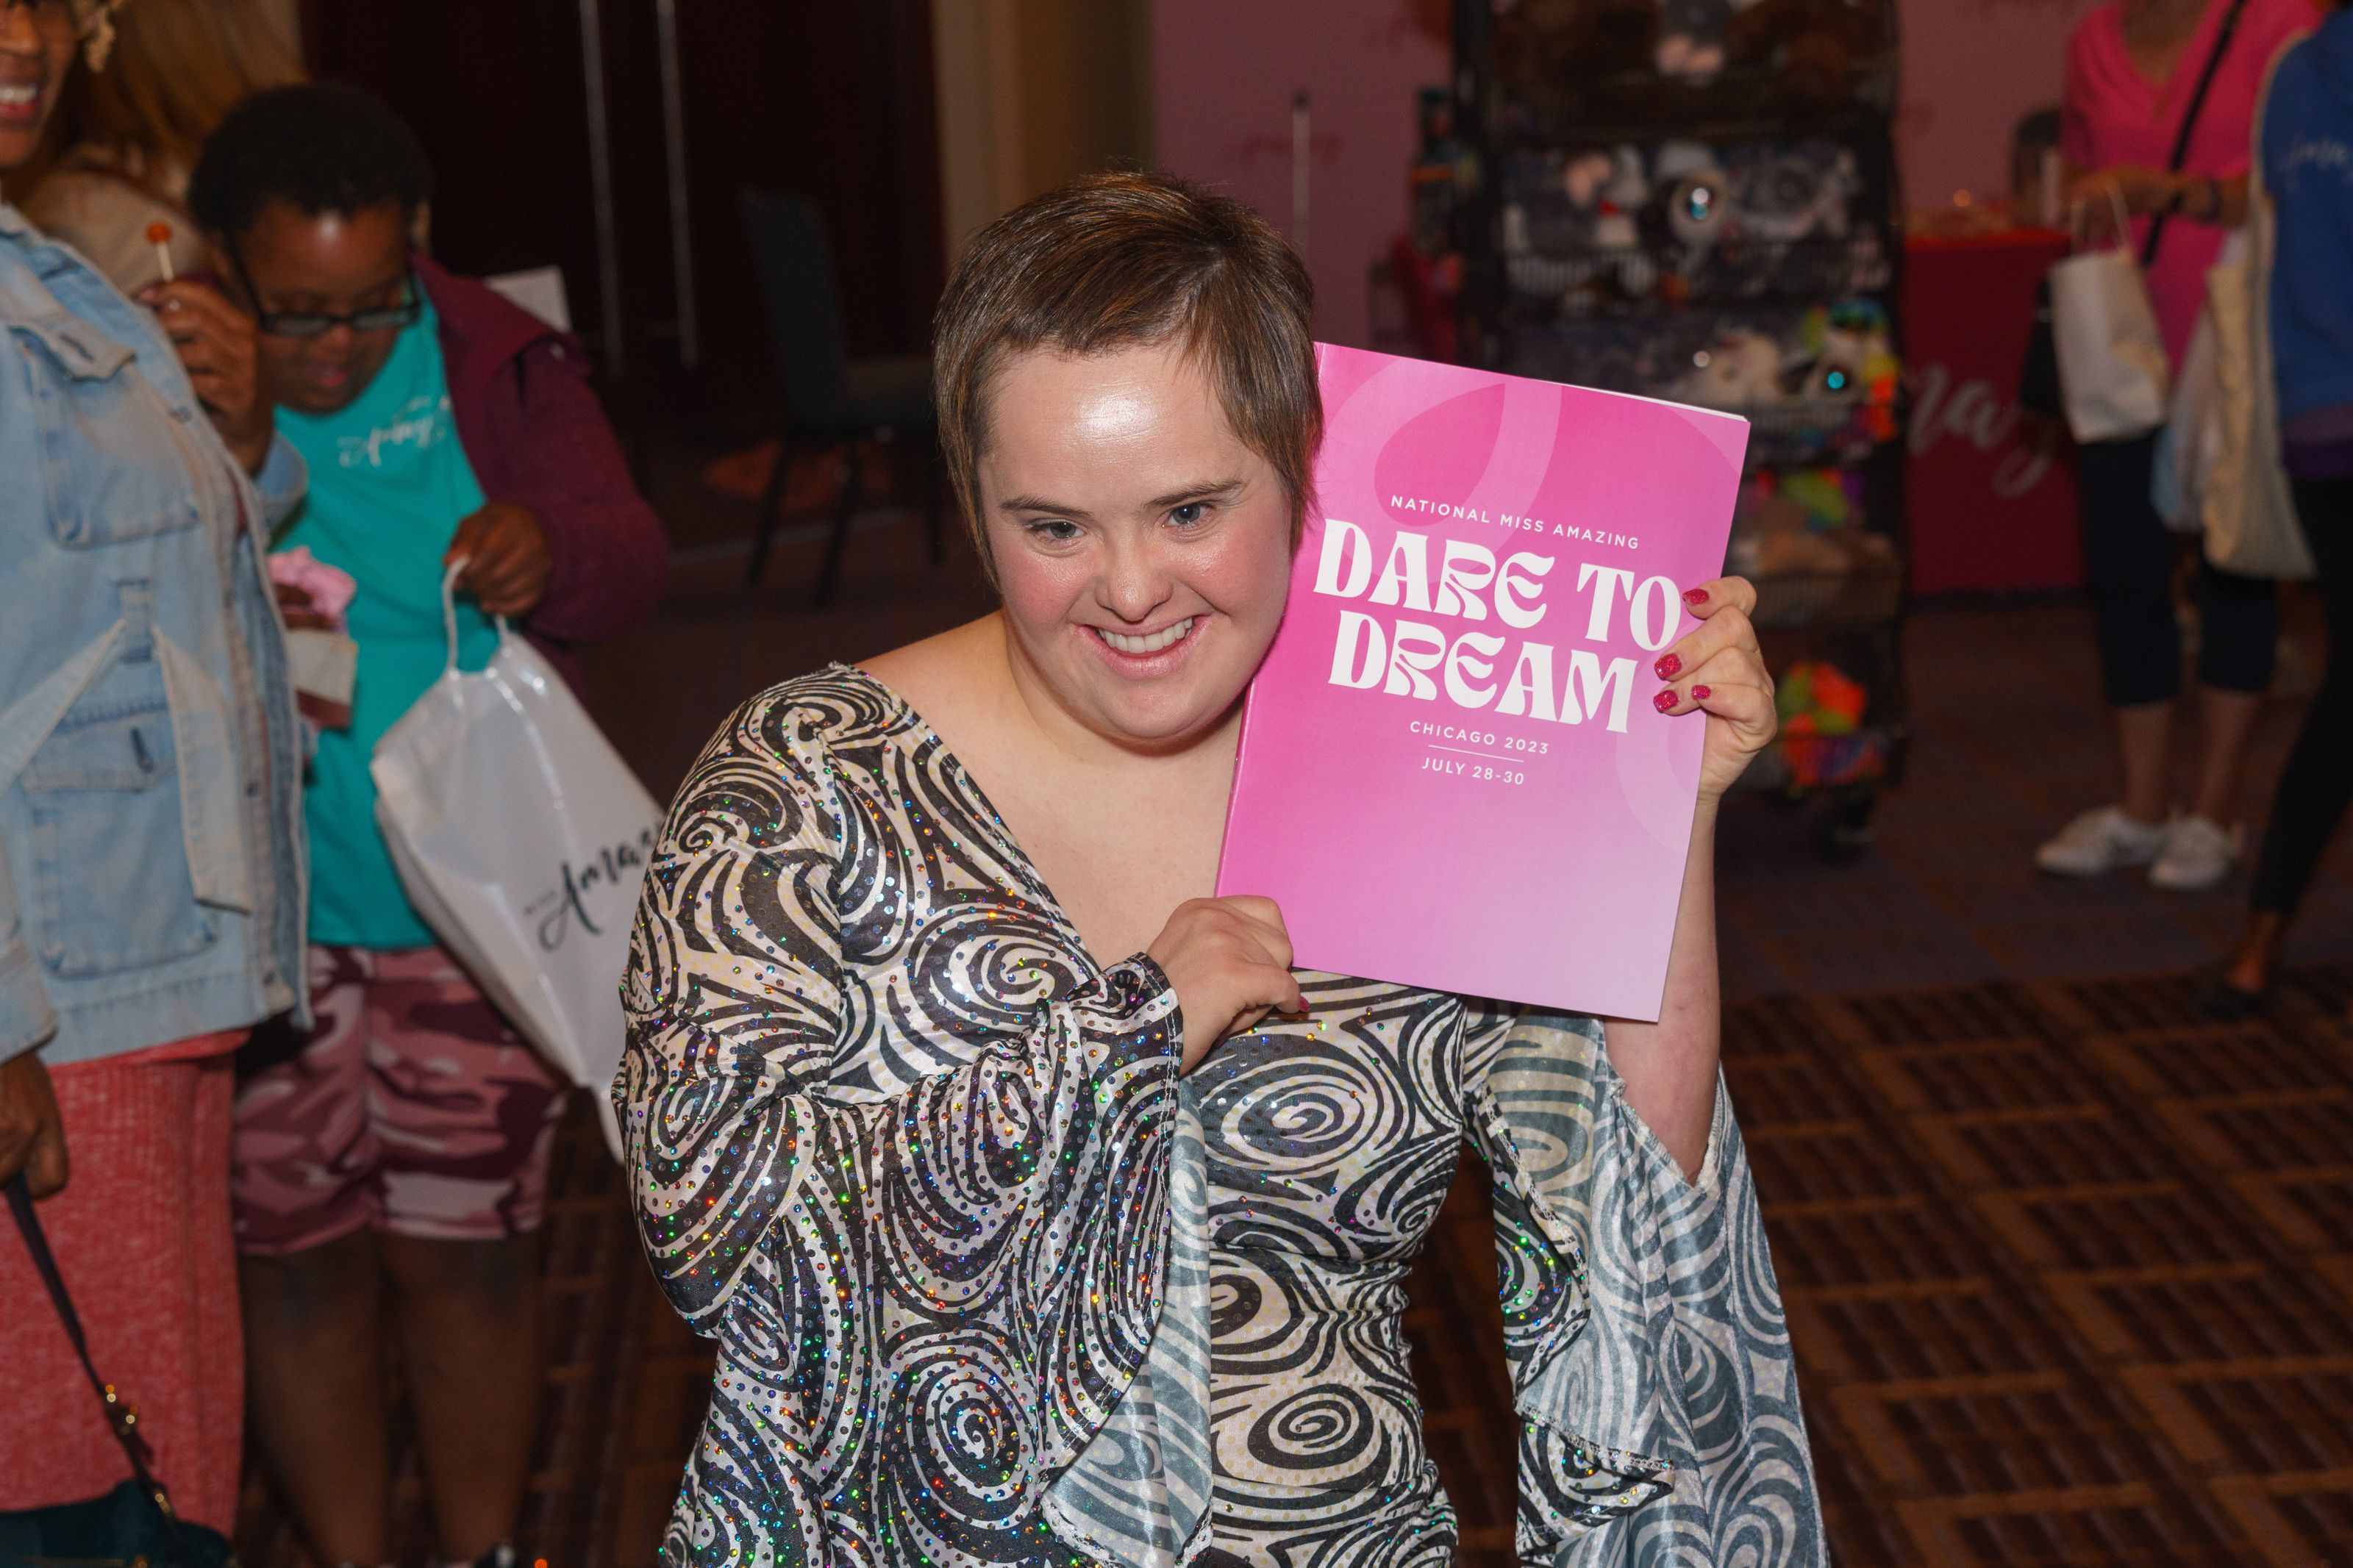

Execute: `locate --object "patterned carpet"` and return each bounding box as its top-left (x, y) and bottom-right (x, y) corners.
top-left (233, 959), bottom-right (2353, 1568)
top-left (229, 501), bottom-right (2353, 1565)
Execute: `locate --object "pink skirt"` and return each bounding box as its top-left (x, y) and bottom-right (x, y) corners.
top-left (0, 1035), bottom-right (243, 1532)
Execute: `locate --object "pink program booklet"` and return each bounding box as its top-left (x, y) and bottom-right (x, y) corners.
top-left (1214, 343), bottom-right (1749, 1021)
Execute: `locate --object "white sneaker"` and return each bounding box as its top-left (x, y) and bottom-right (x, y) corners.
top-left (2035, 806), bottom-right (2170, 877)
top-left (2149, 815), bottom-right (2243, 891)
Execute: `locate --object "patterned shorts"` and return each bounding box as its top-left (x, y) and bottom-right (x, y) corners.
top-left (230, 944), bottom-right (569, 1255)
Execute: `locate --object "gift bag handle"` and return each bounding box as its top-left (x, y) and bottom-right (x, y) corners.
top-left (2069, 184), bottom-right (2138, 255)
top-left (440, 558), bottom-right (513, 675)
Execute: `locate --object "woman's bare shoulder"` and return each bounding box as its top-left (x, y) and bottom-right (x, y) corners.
top-left (859, 614), bottom-right (1004, 726)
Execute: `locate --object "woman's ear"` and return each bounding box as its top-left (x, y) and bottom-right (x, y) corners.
top-left (410, 202), bottom-right (433, 254)
top-left (203, 232), bottom-right (249, 307)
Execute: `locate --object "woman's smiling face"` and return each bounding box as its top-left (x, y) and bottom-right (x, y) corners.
top-left (979, 339), bottom-right (1297, 752)
top-left (0, 1), bottom-right (76, 175)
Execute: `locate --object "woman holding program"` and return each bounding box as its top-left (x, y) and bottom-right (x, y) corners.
top-left (619, 172), bottom-right (1818, 1567)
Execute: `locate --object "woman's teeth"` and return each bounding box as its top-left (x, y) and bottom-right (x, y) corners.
top-left (0, 85), bottom-right (41, 117)
top-left (1098, 617), bottom-right (1195, 655)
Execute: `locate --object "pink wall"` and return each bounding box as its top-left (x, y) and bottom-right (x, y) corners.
top-left (1899, 0), bottom-right (2101, 212)
top-left (1149, 0), bottom-right (2101, 349)
top-left (1151, 0), bottom-right (1447, 347)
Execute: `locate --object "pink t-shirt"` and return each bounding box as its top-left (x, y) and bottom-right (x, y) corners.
top-left (2061, 0), bottom-right (2319, 368)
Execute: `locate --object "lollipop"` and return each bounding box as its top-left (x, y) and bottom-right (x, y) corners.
top-left (146, 221), bottom-right (176, 284)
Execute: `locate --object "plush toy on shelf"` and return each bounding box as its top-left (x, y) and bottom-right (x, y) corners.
top-left (1777, 659), bottom-right (1868, 737)
top-left (1679, 328), bottom-right (1785, 407)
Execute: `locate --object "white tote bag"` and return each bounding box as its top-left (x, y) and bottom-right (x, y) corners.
top-left (2050, 187), bottom-right (2173, 444)
top-left (2152, 229), bottom-right (2243, 534)
top-left (371, 567), bottom-right (660, 1156)
top-left (2197, 42), bottom-right (2313, 581)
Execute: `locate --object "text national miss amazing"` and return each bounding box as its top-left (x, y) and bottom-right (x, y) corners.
top-left (1313, 518), bottom-right (1670, 735)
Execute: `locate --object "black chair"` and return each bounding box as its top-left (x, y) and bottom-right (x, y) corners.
top-left (738, 188), bottom-right (941, 603)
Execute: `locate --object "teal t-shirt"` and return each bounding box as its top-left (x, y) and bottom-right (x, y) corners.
top-left (277, 298), bottom-right (499, 948)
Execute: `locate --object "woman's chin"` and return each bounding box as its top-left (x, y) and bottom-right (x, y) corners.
top-left (1063, 636), bottom-right (1256, 747)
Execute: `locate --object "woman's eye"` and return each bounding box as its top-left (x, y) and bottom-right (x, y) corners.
top-left (1024, 518), bottom-right (1082, 543)
top-left (1170, 502), bottom-right (1210, 527)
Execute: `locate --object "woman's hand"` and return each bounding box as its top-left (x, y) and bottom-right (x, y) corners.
top-left (2070, 166), bottom-right (2174, 237)
top-left (1146, 895), bottom-right (1306, 1073)
top-left (0, 1051), bottom-right (67, 1198)
top-left (274, 581), bottom-right (335, 631)
top-left (1653, 576), bottom-right (1777, 805)
top-left (140, 279), bottom-right (273, 475)
top-left (446, 504), bottom-right (554, 617)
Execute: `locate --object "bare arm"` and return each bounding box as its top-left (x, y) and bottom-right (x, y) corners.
top-left (2071, 165), bottom-right (2250, 237)
top-left (1601, 576), bottom-right (1774, 1180)
top-left (1602, 801), bottom-right (1724, 1178)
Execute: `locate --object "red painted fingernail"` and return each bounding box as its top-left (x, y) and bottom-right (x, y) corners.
top-left (1653, 688), bottom-right (1677, 713)
top-left (1683, 587), bottom-right (1709, 605)
top-left (1654, 653), bottom-right (1682, 679)
top-left (1692, 684), bottom-right (1712, 699)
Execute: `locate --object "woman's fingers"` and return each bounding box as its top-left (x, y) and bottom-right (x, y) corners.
top-left (1677, 575), bottom-right (1759, 620)
top-left (1663, 673), bottom-right (1777, 734)
top-left (1218, 894), bottom-right (1296, 972)
top-left (1654, 577), bottom-right (1763, 685)
top-left (1653, 665), bottom-right (1773, 720)
top-left (1653, 604), bottom-right (1760, 684)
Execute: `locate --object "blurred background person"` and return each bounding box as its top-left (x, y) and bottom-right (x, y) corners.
top-left (2034, 0), bottom-right (2319, 892)
top-left (186, 82), bottom-right (666, 1568)
top-left (0, 0), bottom-right (307, 1538)
top-left (2207, 0), bottom-right (2353, 1014)
top-left (15, 0), bottom-right (299, 293)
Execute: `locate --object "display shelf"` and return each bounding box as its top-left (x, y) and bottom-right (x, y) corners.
top-left (1494, 65), bottom-right (1897, 147)
top-left (1502, 230), bottom-right (1892, 316)
top-left (1748, 557), bottom-right (1904, 629)
top-left (1453, 0), bottom-right (1910, 851)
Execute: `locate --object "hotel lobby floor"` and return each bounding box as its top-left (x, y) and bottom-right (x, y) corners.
top-left (232, 509), bottom-right (2353, 1567)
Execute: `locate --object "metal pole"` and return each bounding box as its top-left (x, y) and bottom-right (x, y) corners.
top-left (655, 0), bottom-right (699, 368)
top-left (577, 0), bottom-right (625, 379)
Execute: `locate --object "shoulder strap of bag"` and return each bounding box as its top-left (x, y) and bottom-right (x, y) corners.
top-left (2141, 0), bottom-right (2253, 267)
top-left (4, 1173), bottom-right (196, 1553)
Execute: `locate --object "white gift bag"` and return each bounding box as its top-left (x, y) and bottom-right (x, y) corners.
top-left (2197, 62), bottom-right (2312, 582)
top-left (2152, 229), bottom-right (2243, 535)
top-left (2051, 187), bottom-right (2172, 444)
top-left (371, 566), bottom-right (659, 1157)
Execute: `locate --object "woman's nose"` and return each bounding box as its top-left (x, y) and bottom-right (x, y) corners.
top-left (1095, 533), bottom-right (1176, 622)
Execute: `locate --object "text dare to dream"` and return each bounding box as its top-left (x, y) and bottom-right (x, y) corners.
top-left (1311, 518), bottom-right (1678, 735)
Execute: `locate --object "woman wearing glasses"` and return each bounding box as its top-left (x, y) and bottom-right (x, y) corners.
top-left (0, 0), bottom-right (307, 1538)
top-left (183, 82), bottom-right (667, 1568)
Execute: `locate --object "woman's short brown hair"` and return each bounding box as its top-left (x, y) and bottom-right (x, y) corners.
top-left (933, 171), bottom-right (1320, 577)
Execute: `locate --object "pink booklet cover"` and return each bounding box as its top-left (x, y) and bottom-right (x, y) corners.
top-left (1215, 343), bottom-right (1749, 1021)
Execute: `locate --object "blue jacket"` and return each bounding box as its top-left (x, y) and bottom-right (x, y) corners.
top-left (2265, 8), bottom-right (2353, 422)
top-left (0, 201), bottom-right (308, 1068)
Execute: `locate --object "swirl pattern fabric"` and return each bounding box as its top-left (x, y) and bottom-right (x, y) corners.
top-left (617, 667), bottom-right (1824, 1568)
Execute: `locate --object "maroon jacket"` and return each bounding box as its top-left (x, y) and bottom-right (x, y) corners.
top-left (418, 256), bottom-right (668, 684)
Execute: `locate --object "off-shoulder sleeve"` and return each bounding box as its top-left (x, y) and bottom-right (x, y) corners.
top-left (1464, 1009), bottom-right (1824, 1568)
top-left (615, 690), bottom-right (1187, 1565)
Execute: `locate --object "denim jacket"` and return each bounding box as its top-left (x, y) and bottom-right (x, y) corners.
top-left (1, 201), bottom-right (307, 1068)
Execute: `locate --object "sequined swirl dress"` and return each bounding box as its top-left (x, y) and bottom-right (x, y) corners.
top-left (618, 667), bottom-right (1822, 1568)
